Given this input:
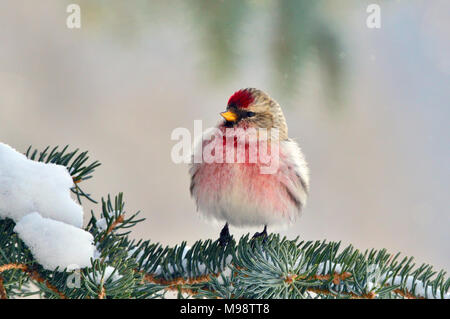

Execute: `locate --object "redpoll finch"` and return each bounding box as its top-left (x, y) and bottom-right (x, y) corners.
top-left (190, 88), bottom-right (309, 245)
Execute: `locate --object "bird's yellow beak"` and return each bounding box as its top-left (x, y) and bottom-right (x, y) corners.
top-left (220, 110), bottom-right (238, 122)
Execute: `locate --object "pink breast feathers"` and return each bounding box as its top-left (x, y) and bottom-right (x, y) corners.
top-left (191, 138), bottom-right (300, 225)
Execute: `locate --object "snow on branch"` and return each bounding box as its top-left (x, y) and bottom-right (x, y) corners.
top-left (0, 144), bottom-right (449, 299)
top-left (0, 143), bottom-right (83, 227)
top-left (14, 213), bottom-right (95, 270)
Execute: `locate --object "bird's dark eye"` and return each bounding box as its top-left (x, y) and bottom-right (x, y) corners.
top-left (246, 111), bottom-right (256, 118)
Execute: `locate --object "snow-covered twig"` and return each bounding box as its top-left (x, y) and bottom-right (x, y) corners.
top-left (0, 143), bottom-right (448, 299)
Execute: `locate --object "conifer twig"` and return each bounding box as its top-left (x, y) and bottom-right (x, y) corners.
top-left (0, 275), bottom-right (7, 299)
top-left (1, 146), bottom-right (448, 299)
top-left (98, 286), bottom-right (106, 299)
top-left (0, 263), bottom-right (66, 299)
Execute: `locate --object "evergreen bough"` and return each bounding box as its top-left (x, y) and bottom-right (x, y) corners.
top-left (0, 146), bottom-right (448, 299)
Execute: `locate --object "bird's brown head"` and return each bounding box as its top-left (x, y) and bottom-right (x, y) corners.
top-left (220, 88), bottom-right (288, 139)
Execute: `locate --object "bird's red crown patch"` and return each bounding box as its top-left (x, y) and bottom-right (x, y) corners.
top-left (227, 89), bottom-right (254, 109)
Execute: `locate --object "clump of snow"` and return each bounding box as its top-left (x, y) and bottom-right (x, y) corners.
top-left (93, 247), bottom-right (103, 260)
top-left (148, 245), bottom-right (231, 277)
top-left (316, 261), bottom-right (343, 275)
top-left (152, 246), bottom-right (193, 275)
top-left (381, 273), bottom-right (450, 299)
top-left (92, 266), bottom-right (122, 284)
top-left (96, 211), bottom-right (126, 234)
top-left (96, 218), bottom-right (108, 231)
top-left (312, 261), bottom-right (449, 299)
top-left (183, 246), bottom-right (190, 258)
top-left (14, 212), bottom-right (95, 271)
top-left (0, 143), bottom-right (83, 227)
top-left (127, 246), bottom-right (141, 259)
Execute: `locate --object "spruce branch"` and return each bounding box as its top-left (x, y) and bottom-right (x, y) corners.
top-left (1, 145), bottom-right (449, 299)
top-left (0, 275), bottom-right (6, 299)
top-left (0, 263), bottom-right (66, 298)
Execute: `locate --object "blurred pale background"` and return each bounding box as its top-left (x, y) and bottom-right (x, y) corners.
top-left (0, 1), bottom-right (449, 270)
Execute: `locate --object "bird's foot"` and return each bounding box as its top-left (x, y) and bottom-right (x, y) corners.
top-left (251, 225), bottom-right (268, 244)
top-left (219, 223), bottom-right (232, 247)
